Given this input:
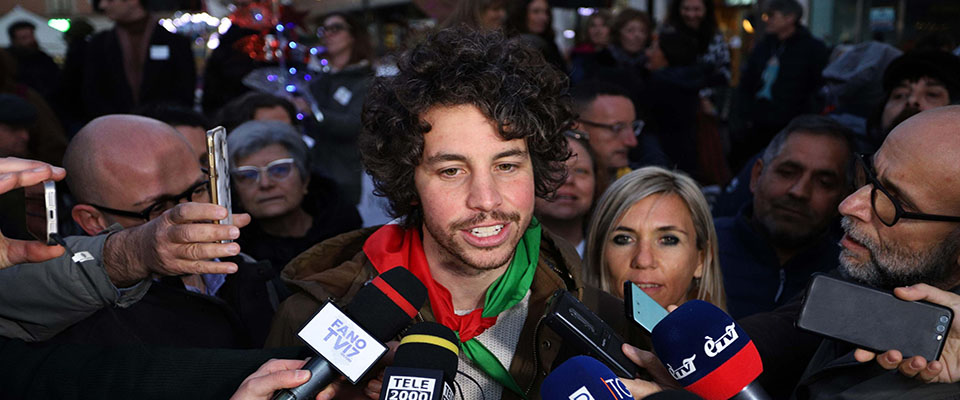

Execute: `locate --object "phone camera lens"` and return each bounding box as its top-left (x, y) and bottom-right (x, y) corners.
top-left (940, 316), bottom-right (949, 324)
top-left (937, 325), bottom-right (946, 333)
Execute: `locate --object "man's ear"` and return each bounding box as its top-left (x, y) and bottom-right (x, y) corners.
top-left (72, 204), bottom-right (110, 236)
top-left (749, 159), bottom-right (764, 194)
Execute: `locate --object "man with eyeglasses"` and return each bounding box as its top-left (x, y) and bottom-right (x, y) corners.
top-left (569, 80), bottom-right (669, 192)
top-left (622, 106), bottom-right (960, 399)
top-left (25, 114), bottom-right (286, 349)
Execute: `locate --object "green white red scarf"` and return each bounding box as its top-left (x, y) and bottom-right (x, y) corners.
top-left (363, 219), bottom-right (541, 398)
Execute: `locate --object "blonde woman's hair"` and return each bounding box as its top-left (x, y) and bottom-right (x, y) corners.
top-left (583, 166), bottom-right (726, 310)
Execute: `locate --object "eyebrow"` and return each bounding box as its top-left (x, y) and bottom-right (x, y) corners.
top-left (423, 148), bottom-right (528, 165)
top-left (613, 225), bottom-right (689, 236)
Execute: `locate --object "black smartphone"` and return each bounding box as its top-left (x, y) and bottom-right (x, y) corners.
top-left (623, 281), bottom-right (669, 333)
top-left (797, 274), bottom-right (953, 360)
top-left (543, 289), bottom-right (639, 378)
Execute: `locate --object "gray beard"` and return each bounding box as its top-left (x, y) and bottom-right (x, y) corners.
top-left (838, 217), bottom-right (960, 290)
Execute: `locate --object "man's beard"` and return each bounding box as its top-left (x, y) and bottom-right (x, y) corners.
top-left (424, 209), bottom-right (525, 276)
top-left (839, 217), bottom-right (960, 290)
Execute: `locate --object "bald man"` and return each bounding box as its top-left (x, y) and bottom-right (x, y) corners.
top-left (46, 115), bottom-right (286, 349)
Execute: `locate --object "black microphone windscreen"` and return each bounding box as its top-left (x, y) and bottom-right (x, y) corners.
top-left (393, 322), bottom-right (459, 384)
top-left (347, 267), bottom-right (428, 341)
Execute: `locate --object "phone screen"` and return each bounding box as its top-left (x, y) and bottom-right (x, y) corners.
top-left (624, 281), bottom-right (668, 333)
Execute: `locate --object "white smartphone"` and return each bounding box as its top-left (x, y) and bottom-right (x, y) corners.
top-left (206, 126), bottom-right (233, 234)
top-left (25, 181), bottom-right (58, 245)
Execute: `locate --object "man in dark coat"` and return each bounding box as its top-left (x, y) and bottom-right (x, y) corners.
top-left (81, 0), bottom-right (196, 121)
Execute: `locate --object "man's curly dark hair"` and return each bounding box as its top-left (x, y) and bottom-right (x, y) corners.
top-left (360, 27), bottom-right (574, 228)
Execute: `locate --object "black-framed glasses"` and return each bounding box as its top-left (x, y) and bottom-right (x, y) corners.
top-left (855, 153), bottom-right (960, 227)
top-left (90, 180), bottom-right (210, 221)
top-left (578, 119), bottom-right (644, 137)
top-left (231, 158), bottom-right (296, 185)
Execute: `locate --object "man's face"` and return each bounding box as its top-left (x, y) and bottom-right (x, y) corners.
top-left (881, 77), bottom-right (950, 132)
top-left (581, 95), bottom-right (637, 170)
top-left (415, 104), bottom-right (535, 275)
top-left (100, 137), bottom-right (208, 228)
top-left (750, 131), bottom-right (850, 249)
top-left (0, 123), bottom-right (29, 157)
top-left (763, 11), bottom-right (795, 36)
top-left (838, 112), bottom-right (960, 290)
top-left (11, 27), bottom-right (37, 49)
top-left (99, 0), bottom-right (145, 23)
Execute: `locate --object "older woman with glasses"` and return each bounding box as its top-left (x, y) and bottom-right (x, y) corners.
top-left (228, 121), bottom-right (361, 272)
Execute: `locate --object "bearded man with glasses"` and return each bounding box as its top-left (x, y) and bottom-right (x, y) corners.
top-left (45, 114), bottom-right (288, 349)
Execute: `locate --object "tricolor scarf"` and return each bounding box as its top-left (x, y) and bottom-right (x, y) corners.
top-left (363, 219), bottom-right (541, 398)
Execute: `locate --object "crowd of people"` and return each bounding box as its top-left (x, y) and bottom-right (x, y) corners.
top-left (2, 0), bottom-right (960, 399)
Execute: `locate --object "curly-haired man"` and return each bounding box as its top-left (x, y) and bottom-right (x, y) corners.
top-left (265, 27), bottom-right (615, 400)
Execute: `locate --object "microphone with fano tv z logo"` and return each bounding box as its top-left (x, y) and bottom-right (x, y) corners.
top-left (651, 300), bottom-right (769, 400)
top-left (379, 321), bottom-right (459, 400)
top-left (272, 267), bottom-right (427, 400)
top-left (540, 355), bottom-right (635, 400)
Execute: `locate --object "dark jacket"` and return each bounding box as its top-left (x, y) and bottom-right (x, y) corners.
top-left (7, 46), bottom-right (61, 101)
top-left (81, 24), bottom-right (195, 120)
top-left (739, 272), bottom-right (960, 400)
top-left (635, 64), bottom-right (706, 181)
top-left (46, 255), bottom-right (287, 349)
top-left (265, 225), bottom-right (626, 400)
top-left (737, 26), bottom-right (828, 143)
top-left (307, 62), bottom-right (373, 205)
top-left (201, 25), bottom-right (274, 115)
top-left (2, 336), bottom-right (303, 399)
top-left (716, 202), bottom-right (841, 319)
top-left (237, 174), bottom-right (363, 273)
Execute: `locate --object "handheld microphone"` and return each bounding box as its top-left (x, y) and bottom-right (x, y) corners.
top-left (650, 300), bottom-right (769, 400)
top-left (380, 321), bottom-right (459, 400)
top-left (273, 267), bottom-right (427, 400)
top-left (540, 356), bottom-right (635, 400)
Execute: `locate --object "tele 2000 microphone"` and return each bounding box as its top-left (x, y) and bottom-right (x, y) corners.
top-left (540, 356), bottom-right (635, 400)
top-left (651, 300), bottom-right (769, 400)
top-left (380, 321), bottom-right (459, 400)
top-left (273, 267), bottom-right (427, 400)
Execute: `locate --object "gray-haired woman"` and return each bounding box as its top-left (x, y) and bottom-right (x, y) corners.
top-left (228, 120), bottom-right (361, 272)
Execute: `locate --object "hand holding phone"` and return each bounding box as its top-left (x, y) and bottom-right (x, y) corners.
top-left (0, 158), bottom-right (65, 268)
top-left (798, 274), bottom-right (953, 361)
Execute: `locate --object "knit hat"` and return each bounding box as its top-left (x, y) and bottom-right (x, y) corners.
top-left (882, 50), bottom-right (960, 102)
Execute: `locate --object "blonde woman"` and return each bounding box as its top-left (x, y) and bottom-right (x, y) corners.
top-left (584, 166), bottom-right (725, 310)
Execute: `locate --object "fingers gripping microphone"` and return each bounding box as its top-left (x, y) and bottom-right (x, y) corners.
top-left (380, 322), bottom-right (459, 400)
top-left (650, 300), bottom-right (769, 400)
top-left (273, 267), bottom-right (427, 400)
top-left (540, 356), bottom-right (635, 400)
